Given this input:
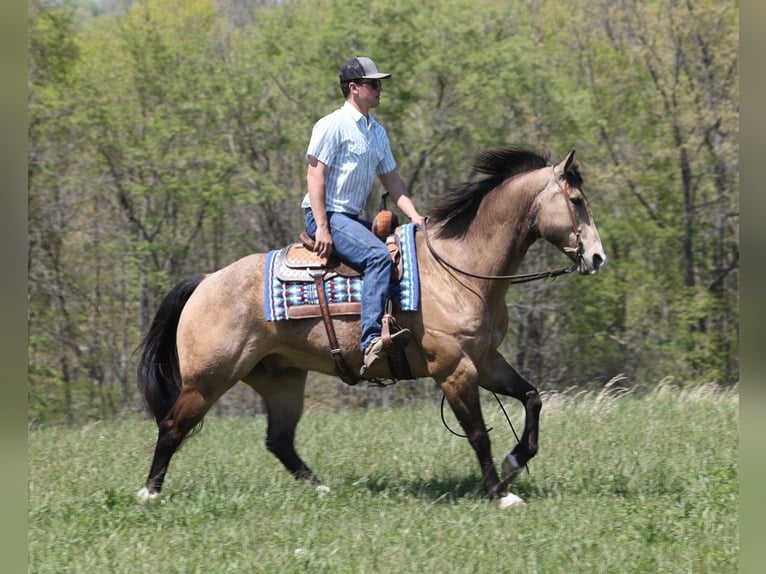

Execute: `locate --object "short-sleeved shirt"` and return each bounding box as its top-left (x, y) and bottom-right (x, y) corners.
top-left (301, 101), bottom-right (397, 215)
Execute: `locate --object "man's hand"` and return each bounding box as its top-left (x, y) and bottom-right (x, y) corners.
top-left (306, 156), bottom-right (333, 258)
top-left (313, 225), bottom-right (333, 258)
top-left (379, 170), bottom-right (424, 230)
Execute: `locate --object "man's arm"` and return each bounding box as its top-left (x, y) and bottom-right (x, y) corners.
top-left (307, 155), bottom-right (334, 258)
top-left (379, 170), bottom-right (424, 228)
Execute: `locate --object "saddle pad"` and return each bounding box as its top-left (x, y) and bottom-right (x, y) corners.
top-left (264, 223), bottom-right (420, 321)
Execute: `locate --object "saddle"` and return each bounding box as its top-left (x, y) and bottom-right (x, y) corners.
top-left (280, 229), bottom-right (411, 386)
top-left (276, 232), bottom-right (403, 283)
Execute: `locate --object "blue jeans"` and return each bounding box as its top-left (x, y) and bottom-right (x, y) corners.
top-left (305, 211), bottom-right (392, 351)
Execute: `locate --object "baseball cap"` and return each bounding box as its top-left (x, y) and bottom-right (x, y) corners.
top-left (339, 57), bottom-right (391, 83)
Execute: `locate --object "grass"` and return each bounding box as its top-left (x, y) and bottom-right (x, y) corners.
top-left (28, 383), bottom-right (738, 573)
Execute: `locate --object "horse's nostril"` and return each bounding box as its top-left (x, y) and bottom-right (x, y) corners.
top-left (592, 253), bottom-right (604, 270)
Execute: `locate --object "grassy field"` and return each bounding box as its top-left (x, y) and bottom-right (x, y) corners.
top-left (28, 383), bottom-right (738, 573)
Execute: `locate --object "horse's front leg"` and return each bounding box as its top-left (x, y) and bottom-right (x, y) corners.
top-left (439, 362), bottom-right (506, 500)
top-left (477, 352), bottom-right (542, 489)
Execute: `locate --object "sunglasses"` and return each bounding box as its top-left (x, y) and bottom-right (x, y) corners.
top-left (353, 79), bottom-right (382, 90)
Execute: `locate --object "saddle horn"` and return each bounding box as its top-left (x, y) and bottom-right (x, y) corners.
top-left (371, 192), bottom-right (399, 241)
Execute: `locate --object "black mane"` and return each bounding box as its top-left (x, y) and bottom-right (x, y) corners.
top-left (428, 147), bottom-right (581, 238)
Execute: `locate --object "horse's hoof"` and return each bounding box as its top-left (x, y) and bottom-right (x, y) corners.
top-left (498, 493), bottom-right (525, 509)
top-left (137, 486), bottom-right (160, 502)
top-left (501, 452), bottom-right (523, 485)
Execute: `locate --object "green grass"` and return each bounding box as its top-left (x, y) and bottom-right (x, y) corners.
top-left (28, 383), bottom-right (738, 573)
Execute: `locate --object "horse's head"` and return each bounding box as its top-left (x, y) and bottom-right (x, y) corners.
top-left (535, 150), bottom-right (606, 274)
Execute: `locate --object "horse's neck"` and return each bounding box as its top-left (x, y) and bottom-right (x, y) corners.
top-left (433, 180), bottom-right (540, 279)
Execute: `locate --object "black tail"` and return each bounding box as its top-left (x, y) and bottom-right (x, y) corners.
top-left (137, 274), bottom-right (206, 425)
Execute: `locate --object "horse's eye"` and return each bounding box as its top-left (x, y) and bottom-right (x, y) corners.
top-left (570, 195), bottom-right (583, 206)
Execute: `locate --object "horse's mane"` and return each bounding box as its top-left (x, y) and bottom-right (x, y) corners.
top-left (428, 147), bottom-right (582, 238)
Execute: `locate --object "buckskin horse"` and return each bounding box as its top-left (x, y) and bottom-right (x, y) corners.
top-left (136, 147), bottom-right (606, 508)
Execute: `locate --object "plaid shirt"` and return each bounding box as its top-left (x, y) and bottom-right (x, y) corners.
top-left (301, 102), bottom-right (396, 215)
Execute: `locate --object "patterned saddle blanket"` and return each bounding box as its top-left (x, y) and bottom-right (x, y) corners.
top-left (264, 223), bottom-right (420, 321)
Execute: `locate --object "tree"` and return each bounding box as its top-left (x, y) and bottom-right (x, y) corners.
top-left (27, 0), bottom-right (739, 425)
top-left (570, 0), bottom-right (739, 383)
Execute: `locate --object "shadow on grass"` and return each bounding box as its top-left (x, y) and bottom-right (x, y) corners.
top-left (341, 472), bottom-right (541, 504)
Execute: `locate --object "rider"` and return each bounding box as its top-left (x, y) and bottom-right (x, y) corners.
top-left (301, 56), bottom-right (425, 377)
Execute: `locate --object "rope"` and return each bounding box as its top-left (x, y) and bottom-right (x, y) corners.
top-left (439, 391), bottom-right (529, 475)
top-left (439, 391), bottom-right (520, 443)
top-left (422, 217), bottom-right (581, 284)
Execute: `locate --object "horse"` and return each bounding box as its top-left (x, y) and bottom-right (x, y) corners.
top-left (136, 147), bottom-right (606, 509)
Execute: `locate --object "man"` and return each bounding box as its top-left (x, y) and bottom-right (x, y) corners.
top-left (301, 56), bottom-right (424, 377)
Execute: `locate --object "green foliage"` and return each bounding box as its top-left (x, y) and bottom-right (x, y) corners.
top-left (27, 0), bottom-right (739, 424)
top-left (28, 386), bottom-right (738, 572)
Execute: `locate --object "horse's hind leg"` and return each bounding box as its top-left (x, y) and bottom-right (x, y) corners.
top-left (245, 368), bottom-right (324, 487)
top-left (138, 384), bottom-right (221, 501)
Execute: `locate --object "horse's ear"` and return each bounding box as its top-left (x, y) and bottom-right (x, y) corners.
top-left (565, 149), bottom-right (576, 169)
top-left (554, 149), bottom-right (576, 176)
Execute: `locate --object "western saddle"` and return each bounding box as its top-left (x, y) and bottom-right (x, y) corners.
top-left (279, 217), bottom-right (412, 385)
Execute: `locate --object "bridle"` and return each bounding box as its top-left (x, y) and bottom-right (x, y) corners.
top-left (422, 170), bottom-right (585, 284)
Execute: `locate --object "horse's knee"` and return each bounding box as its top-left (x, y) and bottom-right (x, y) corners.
top-left (526, 388), bottom-right (542, 415)
top-left (468, 427), bottom-right (491, 448)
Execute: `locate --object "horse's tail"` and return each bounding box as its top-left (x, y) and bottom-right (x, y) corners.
top-left (137, 273), bottom-right (207, 426)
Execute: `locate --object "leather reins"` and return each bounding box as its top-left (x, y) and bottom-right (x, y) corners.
top-left (422, 172), bottom-right (584, 284)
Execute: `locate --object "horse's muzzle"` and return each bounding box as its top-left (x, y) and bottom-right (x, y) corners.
top-left (579, 251), bottom-right (606, 275)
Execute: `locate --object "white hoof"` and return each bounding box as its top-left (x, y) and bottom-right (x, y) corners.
top-left (137, 486), bottom-right (160, 502)
top-left (315, 484), bottom-right (331, 494)
top-left (498, 493), bottom-right (525, 509)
